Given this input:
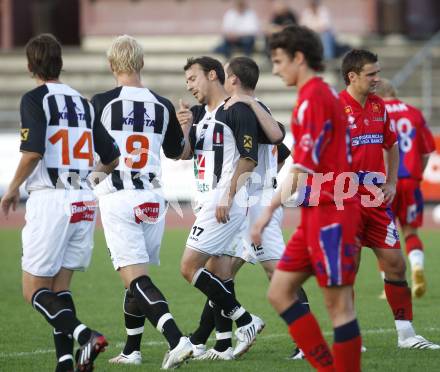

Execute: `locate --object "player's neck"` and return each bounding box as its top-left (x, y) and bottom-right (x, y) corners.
top-left (296, 69), bottom-right (316, 91)
top-left (347, 86), bottom-right (368, 107)
top-left (235, 87), bottom-right (254, 97)
top-left (206, 86), bottom-right (228, 112)
top-left (116, 73), bottom-right (143, 88)
top-left (36, 78), bottom-right (60, 86)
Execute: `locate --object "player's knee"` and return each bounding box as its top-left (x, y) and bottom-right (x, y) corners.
top-left (267, 286), bottom-right (284, 310)
top-left (124, 289), bottom-right (143, 317)
top-left (180, 261), bottom-right (195, 283)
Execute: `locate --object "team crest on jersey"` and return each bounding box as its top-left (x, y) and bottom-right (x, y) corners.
top-left (344, 106), bottom-right (353, 115)
top-left (372, 103), bottom-right (380, 113)
top-left (243, 135), bottom-right (253, 151)
top-left (20, 128), bottom-right (29, 141)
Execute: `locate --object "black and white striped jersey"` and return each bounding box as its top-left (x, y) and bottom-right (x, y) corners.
top-left (91, 86), bottom-right (184, 194)
top-left (19, 83), bottom-right (119, 192)
top-left (189, 100), bottom-right (259, 208)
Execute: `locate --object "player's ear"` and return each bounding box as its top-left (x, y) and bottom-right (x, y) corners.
top-left (348, 71), bottom-right (357, 83)
top-left (293, 51), bottom-right (305, 66)
top-left (208, 69), bottom-right (217, 82)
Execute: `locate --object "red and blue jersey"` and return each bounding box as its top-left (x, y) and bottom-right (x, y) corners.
top-left (339, 90), bottom-right (397, 191)
top-left (384, 98), bottom-right (435, 181)
top-left (291, 77), bottom-right (352, 205)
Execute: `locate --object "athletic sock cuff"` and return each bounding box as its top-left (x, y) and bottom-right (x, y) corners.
top-left (334, 319), bottom-right (360, 343)
top-left (280, 301), bottom-right (310, 325)
top-left (384, 279), bottom-right (408, 287)
top-left (31, 288), bottom-right (51, 308)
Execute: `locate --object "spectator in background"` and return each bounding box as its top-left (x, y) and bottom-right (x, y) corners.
top-left (214, 0), bottom-right (259, 58)
top-left (265, 0), bottom-right (298, 57)
top-left (300, 0), bottom-right (336, 59)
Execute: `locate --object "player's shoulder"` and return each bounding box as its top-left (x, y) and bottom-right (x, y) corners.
top-left (91, 86), bottom-right (123, 110)
top-left (191, 104), bottom-right (206, 122)
top-left (148, 89), bottom-right (175, 112)
top-left (21, 85), bottom-right (49, 107)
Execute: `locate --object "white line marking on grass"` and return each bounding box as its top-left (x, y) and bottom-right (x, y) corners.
top-left (2, 327), bottom-right (439, 359)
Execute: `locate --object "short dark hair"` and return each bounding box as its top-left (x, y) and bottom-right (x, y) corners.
top-left (227, 56), bottom-right (259, 90)
top-left (341, 49), bottom-right (378, 85)
top-left (184, 56), bottom-right (225, 85)
top-left (25, 33), bottom-right (63, 81)
top-left (269, 25), bottom-right (324, 72)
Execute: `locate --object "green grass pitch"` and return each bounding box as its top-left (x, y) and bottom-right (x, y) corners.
top-left (0, 228), bottom-right (439, 371)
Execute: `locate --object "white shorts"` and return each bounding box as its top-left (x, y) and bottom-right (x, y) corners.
top-left (186, 199), bottom-right (247, 256)
top-left (99, 189), bottom-right (166, 270)
top-left (22, 189), bottom-right (97, 277)
top-left (229, 192), bottom-right (285, 263)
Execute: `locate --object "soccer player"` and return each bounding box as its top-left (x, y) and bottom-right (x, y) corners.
top-left (252, 25), bottom-right (362, 371)
top-left (340, 49), bottom-right (439, 349)
top-left (178, 56), bottom-right (266, 360)
top-left (91, 35), bottom-right (193, 369)
top-left (0, 34), bottom-right (120, 372)
top-left (182, 57), bottom-right (305, 361)
top-left (376, 79), bottom-right (436, 298)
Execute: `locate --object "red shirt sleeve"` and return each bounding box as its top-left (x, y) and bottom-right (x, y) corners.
top-left (293, 96), bottom-right (332, 172)
top-left (418, 116), bottom-right (436, 154)
top-left (382, 108), bottom-right (398, 150)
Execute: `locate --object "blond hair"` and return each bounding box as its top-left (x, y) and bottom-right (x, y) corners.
top-left (107, 35), bottom-right (144, 74)
top-left (376, 78), bottom-right (397, 98)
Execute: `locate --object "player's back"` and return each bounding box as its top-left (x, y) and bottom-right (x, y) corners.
top-left (384, 98), bottom-right (435, 180)
top-left (21, 82), bottom-right (97, 192)
top-left (292, 77), bottom-right (352, 205)
top-left (92, 86), bottom-right (183, 195)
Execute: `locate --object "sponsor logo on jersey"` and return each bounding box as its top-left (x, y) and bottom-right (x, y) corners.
top-left (123, 108), bottom-right (156, 127)
top-left (70, 201), bottom-right (96, 223)
top-left (20, 128), bottom-right (29, 141)
top-left (59, 102), bottom-right (87, 121)
top-left (195, 154), bottom-right (205, 179)
top-left (351, 133), bottom-right (384, 146)
top-left (134, 202), bottom-right (160, 224)
top-left (243, 135), bottom-right (253, 151)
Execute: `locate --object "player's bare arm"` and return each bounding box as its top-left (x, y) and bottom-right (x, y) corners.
top-left (251, 167), bottom-right (304, 246)
top-left (176, 99), bottom-right (193, 160)
top-left (224, 94), bottom-right (285, 144)
top-left (215, 157), bottom-right (256, 224)
top-left (0, 151), bottom-right (41, 217)
top-left (381, 142), bottom-right (399, 204)
top-left (88, 157), bottom-right (119, 187)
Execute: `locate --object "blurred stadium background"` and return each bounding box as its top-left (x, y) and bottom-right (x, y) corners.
top-left (0, 0), bottom-right (439, 203)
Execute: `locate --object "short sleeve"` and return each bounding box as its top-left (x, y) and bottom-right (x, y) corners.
top-left (277, 143), bottom-right (291, 164)
top-left (418, 116), bottom-right (436, 155)
top-left (91, 100), bottom-right (120, 165)
top-left (162, 104), bottom-right (184, 159)
top-left (230, 103), bottom-right (259, 163)
top-left (293, 97), bottom-right (332, 172)
top-left (382, 109), bottom-right (398, 150)
top-left (19, 93), bottom-right (47, 155)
